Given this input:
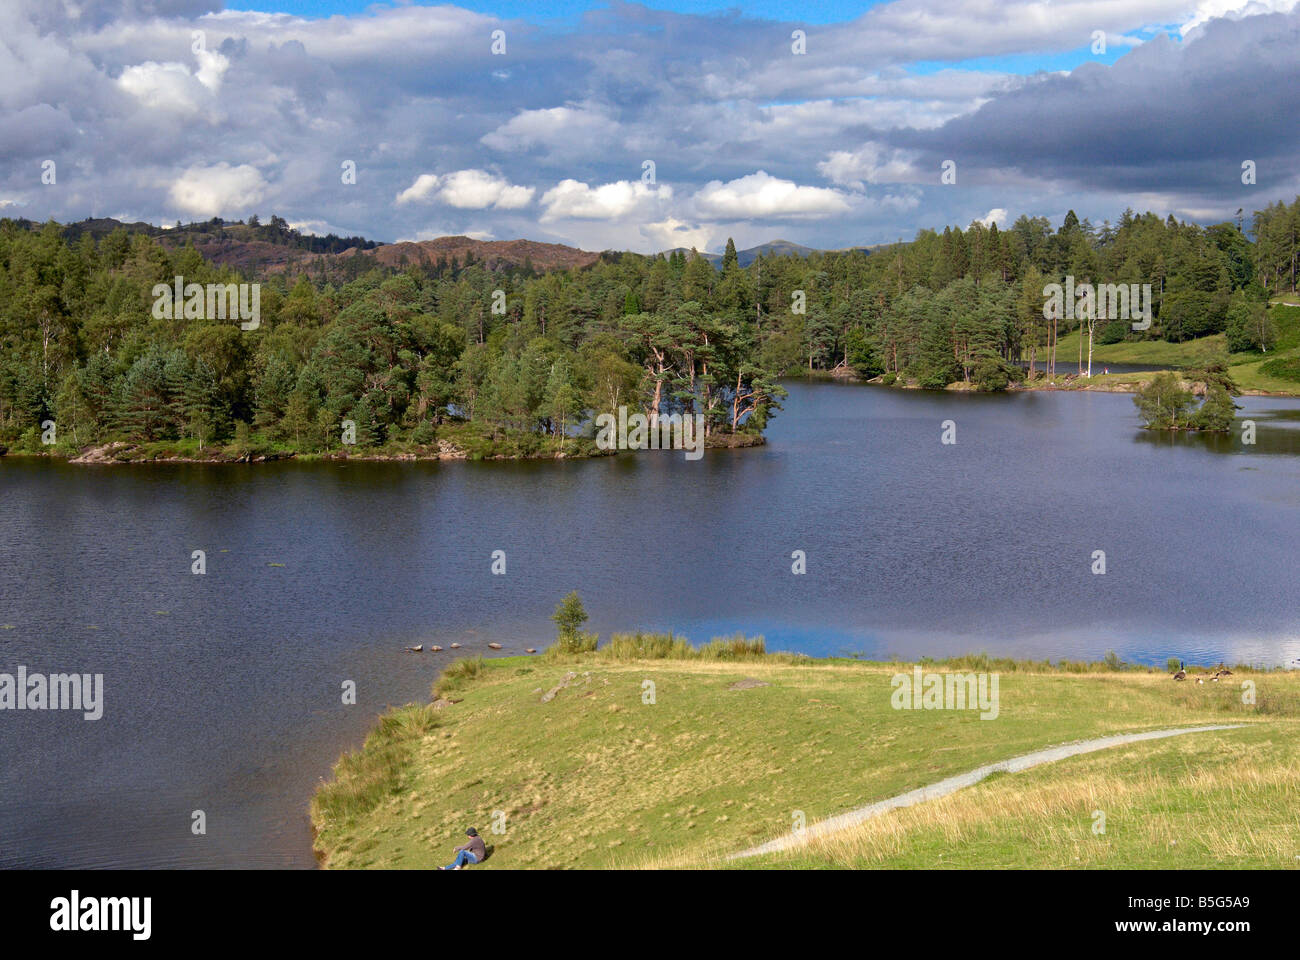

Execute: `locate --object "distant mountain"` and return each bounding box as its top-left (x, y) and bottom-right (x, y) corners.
top-left (364, 236), bottom-right (601, 272)
top-left (4, 217), bottom-right (599, 278)
top-left (5, 216), bottom-right (872, 280)
top-left (661, 239), bottom-right (872, 267)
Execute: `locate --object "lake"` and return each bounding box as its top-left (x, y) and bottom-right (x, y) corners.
top-left (2, 380), bottom-right (1299, 868)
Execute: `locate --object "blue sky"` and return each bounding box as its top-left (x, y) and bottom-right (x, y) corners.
top-left (2, 0), bottom-right (1298, 251)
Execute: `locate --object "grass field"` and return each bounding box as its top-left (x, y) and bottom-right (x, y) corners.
top-left (310, 648), bottom-right (1300, 870)
top-left (737, 723), bottom-right (1296, 869)
top-left (1042, 303), bottom-right (1300, 395)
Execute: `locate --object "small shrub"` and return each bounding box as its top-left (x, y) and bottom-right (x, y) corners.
top-left (432, 656), bottom-right (483, 699)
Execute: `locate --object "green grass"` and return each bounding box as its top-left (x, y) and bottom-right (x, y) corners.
top-left (1046, 330), bottom-right (1229, 368)
top-left (1037, 304), bottom-right (1300, 395)
top-left (749, 723), bottom-right (1297, 869)
top-left (310, 650), bottom-right (1300, 870)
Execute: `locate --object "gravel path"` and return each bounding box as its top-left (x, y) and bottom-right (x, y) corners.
top-left (728, 724), bottom-right (1244, 861)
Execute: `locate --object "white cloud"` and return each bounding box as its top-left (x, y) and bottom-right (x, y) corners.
top-left (693, 171), bottom-right (851, 219)
top-left (818, 143), bottom-right (920, 189)
top-left (480, 103), bottom-right (620, 155)
top-left (168, 162), bottom-right (267, 216)
top-left (193, 48), bottom-right (230, 92)
top-left (117, 61), bottom-right (205, 114)
top-left (396, 170), bottom-right (534, 209)
top-left (438, 169), bottom-right (534, 209)
top-left (1181, 0), bottom-right (1299, 36)
top-left (539, 179), bottom-right (670, 221)
top-left (640, 218), bottom-right (714, 252)
top-left (395, 174), bottom-right (441, 205)
top-left (978, 207), bottom-right (1008, 227)
top-left (117, 49), bottom-right (228, 115)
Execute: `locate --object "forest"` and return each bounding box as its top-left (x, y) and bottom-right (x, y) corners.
top-left (0, 196), bottom-right (1296, 457)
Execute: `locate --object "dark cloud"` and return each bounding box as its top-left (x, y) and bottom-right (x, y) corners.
top-left (0, 1), bottom-right (1295, 249)
top-left (891, 12), bottom-right (1300, 203)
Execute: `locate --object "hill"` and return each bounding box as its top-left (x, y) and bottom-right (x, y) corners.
top-left (362, 236), bottom-right (601, 273)
top-left (662, 239), bottom-right (875, 268)
top-left (5, 216), bottom-right (601, 279)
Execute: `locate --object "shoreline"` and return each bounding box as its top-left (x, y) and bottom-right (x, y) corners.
top-left (825, 369), bottom-right (1300, 398)
top-left (1, 430), bottom-right (767, 466)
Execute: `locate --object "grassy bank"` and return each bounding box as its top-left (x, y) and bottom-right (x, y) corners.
top-left (309, 642), bottom-right (1300, 869)
top-left (1038, 302), bottom-right (1300, 395)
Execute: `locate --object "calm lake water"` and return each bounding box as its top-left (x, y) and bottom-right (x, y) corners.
top-left (3, 380), bottom-right (1300, 868)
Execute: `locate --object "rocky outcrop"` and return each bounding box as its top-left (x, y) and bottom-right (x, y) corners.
top-left (541, 672), bottom-right (578, 703)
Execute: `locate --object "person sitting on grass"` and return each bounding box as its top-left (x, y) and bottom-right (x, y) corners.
top-left (441, 827), bottom-right (486, 869)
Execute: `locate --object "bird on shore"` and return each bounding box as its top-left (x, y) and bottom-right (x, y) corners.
top-left (1173, 661), bottom-right (1186, 680)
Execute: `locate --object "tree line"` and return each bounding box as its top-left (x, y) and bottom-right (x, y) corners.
top-left (0, 196), bottom-right (1296, 453)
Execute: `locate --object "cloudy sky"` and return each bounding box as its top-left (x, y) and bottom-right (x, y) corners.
top-left (1, 0), bottom-right (1298, 253)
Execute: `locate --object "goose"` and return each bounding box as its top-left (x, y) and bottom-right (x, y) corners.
top-left (1173, 661), bottom-right (1186, 681)
top-left (1216, 665), bottom-right (1233, 677)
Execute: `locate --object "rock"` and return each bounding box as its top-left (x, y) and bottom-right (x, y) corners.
top-left (431, 697), bottom-right (464, 710)
top-left (487, 642), bottom-right (503, 650)
top-left (69, 441), bottom-right (135, 464)
top-left (525, 648), bottom-right (536, 654)
top-left (430, 645), bottom-right (443, 652)
top-left (727, 677), bottom-right (769, 690)
top-left (449, 643), bottom-right (461, 649)
top-left (541, 672), bottom-right (578, 703)
top-left (407, 645), bottom-right (423, 653)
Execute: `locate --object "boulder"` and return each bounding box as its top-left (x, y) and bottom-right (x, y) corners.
top-left (541, 672), bottom-right (578, 703)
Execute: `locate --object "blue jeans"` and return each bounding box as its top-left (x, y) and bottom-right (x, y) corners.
top-left (446, 849), bottom-right (478, 869)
